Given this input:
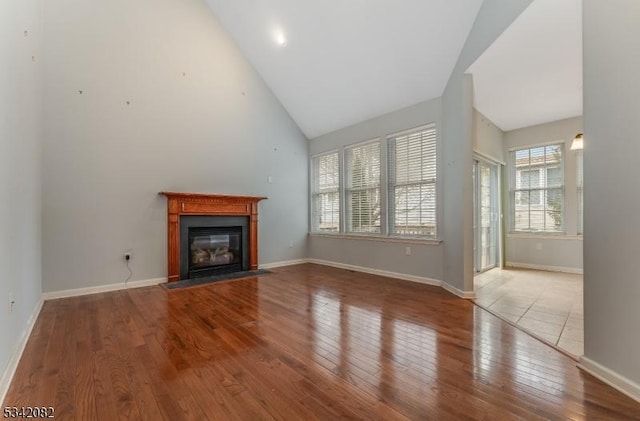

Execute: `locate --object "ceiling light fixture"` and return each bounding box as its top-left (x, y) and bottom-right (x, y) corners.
top-left (275, 31), bottom-right (287, 47)
top-left (570, 133), bottom-right (584, 150)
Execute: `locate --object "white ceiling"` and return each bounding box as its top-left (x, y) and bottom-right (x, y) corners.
top-left (205, 0), bottom-right (484, 139)
top-left (466, 0), bottom-right (582, 132)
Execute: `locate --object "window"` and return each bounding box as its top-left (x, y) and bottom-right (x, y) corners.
top-left (311, 152), bottom-right (340, 232)
top-left (577, 150), bottom-right (583, 234)
top-left (388, 125), bottom-right (437, 237)
top-left (309, 123), bottom-right (438, 240)
top-left (510, 144), bottom-right (564, 232)
top-left (345, 140), bottom-right (381, 234)
top-left (516, 169), bottom-right (541, 205)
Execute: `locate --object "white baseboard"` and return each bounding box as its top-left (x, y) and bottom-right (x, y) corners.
top-left (267, 258), bottom-right (476, 299)
top-left (442, 282), bottom-right (476, 299)
top-left (1, 298), bottom-right (43, 406)
top-left (506, 261), bottom-right (583, 275)
top-left (307, 258), bottom-right (442, 287)
top-left (259, 259), bottom-right (309, 269)
top-left (42, 277), bottom-right (166, 301)
top-left (579, 356), bottom-right (640, 403)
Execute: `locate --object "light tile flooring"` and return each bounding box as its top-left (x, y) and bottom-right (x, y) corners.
top-left (474, 267), bottom-right (584, 357)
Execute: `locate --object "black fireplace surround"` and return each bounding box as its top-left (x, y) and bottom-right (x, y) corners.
top-left (179, 215), bottom-right (249, 280)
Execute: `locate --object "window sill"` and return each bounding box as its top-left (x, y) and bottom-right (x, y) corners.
top-left (309, 232), bottom-right (442, 245)
top-left (507, 233), bottom-right (583, 240)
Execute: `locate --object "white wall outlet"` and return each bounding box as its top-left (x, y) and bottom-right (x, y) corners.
top-left (9, 292), bottom-right (15, 313)
top-left (124, 251), bottom-right (132, 261)
top-left (405, 246), bottom-right (412, 256)
top-left (289, 240), bottom-right (294, 248)
top-left (535, 243), bottom-right (542, 251)
top-left (268, 176), bottom-right (273, 184)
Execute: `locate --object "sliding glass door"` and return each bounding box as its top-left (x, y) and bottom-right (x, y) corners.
top-left (473, 159), bottom-right (500, 273)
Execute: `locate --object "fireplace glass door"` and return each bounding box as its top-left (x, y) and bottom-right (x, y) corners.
top-left (188, 227), bottom-right (242, 278)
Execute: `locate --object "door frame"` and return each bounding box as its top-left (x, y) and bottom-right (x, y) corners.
top-left (473, 152), bottom-right (504, 274)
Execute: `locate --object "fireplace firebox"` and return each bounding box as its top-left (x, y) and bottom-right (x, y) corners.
top-left (180, 215), bottom-right (249, 280)
top-left (189, 227), bottom-right (242, 277)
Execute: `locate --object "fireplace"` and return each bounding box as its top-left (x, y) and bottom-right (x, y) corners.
top-left (180, 215), bottom-right (249, 279)
top-left (160, 192), bottom-right (266, 282)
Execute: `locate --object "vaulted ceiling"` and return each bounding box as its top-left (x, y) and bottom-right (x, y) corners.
top-left (467, 0), bottom-right (582, 131)
top-left (205, 0), bottom-right (484, 139)
top-left (204, 0), bottom-right (582, 137)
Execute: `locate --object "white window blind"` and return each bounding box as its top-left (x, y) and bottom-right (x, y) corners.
top-left (388, 125), bottom-right (437, 237)
top-left (577, 150), bottom-right (583, 235)
top-left (311, 152), bottom-right (340, 232)
top-left (345, 140), bottom-right (381, 234)
top-left (510, 144), bottom-right (564, 232)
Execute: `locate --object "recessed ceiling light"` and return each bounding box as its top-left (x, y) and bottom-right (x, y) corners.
top-left (275, 31), bottom-right (287, 47)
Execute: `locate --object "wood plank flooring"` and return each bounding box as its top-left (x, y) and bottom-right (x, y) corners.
top-left (4, 263), bottom-right (640, 420)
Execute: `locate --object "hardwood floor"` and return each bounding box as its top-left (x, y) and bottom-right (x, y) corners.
top-left (4, 263), bottom-right (640, 420)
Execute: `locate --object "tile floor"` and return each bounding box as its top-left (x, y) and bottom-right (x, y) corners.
top-left (474, 267), bottom-right (584, 357)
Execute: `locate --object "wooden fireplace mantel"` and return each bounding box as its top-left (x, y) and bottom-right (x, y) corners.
top-left (160, 192), bottom-right (267, 282)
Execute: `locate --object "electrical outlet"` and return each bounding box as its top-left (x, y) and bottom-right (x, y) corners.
top-left (405, 247), bottom-right (412, 256)
top-left (535, 243), bottom-right (542, 251)
top-left (9, 292), bottom-right (15, 313)
top-left (289, 240), bottom-right (294, 248)
top-left (124, 252), bottom-right (132, 261)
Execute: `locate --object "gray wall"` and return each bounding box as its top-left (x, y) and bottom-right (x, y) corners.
top-left (504, 116), bottom-right (583, 272)
top-left (442, 73), bottom-right (475, 292)
top-left (41, 0), bottom-right (309, 292)
top-left (583, 0), bottom-right (640, 388)
top-left (309, 99), bottom-right (444, 281)
top-left (0, 0), bottom-right (43, 394)
top-left (442, 0), bottom-right (533, 292)
top-left (473, 109), bottom-right (505, 163)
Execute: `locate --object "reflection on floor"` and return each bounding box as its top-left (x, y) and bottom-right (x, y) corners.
top-left (474, 267), bottom-right (583, 357)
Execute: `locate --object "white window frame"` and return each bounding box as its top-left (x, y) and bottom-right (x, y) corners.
top-left (344, 138), bottom-right (381, 235)
top-left (310, 150), bottom-right (341, 233)
top-left (509, 142), bottom-right (565, 233)
top-left (308, 122), bottom-right (439, 242)
top-left (387, 124), bottom-right (437, 238)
